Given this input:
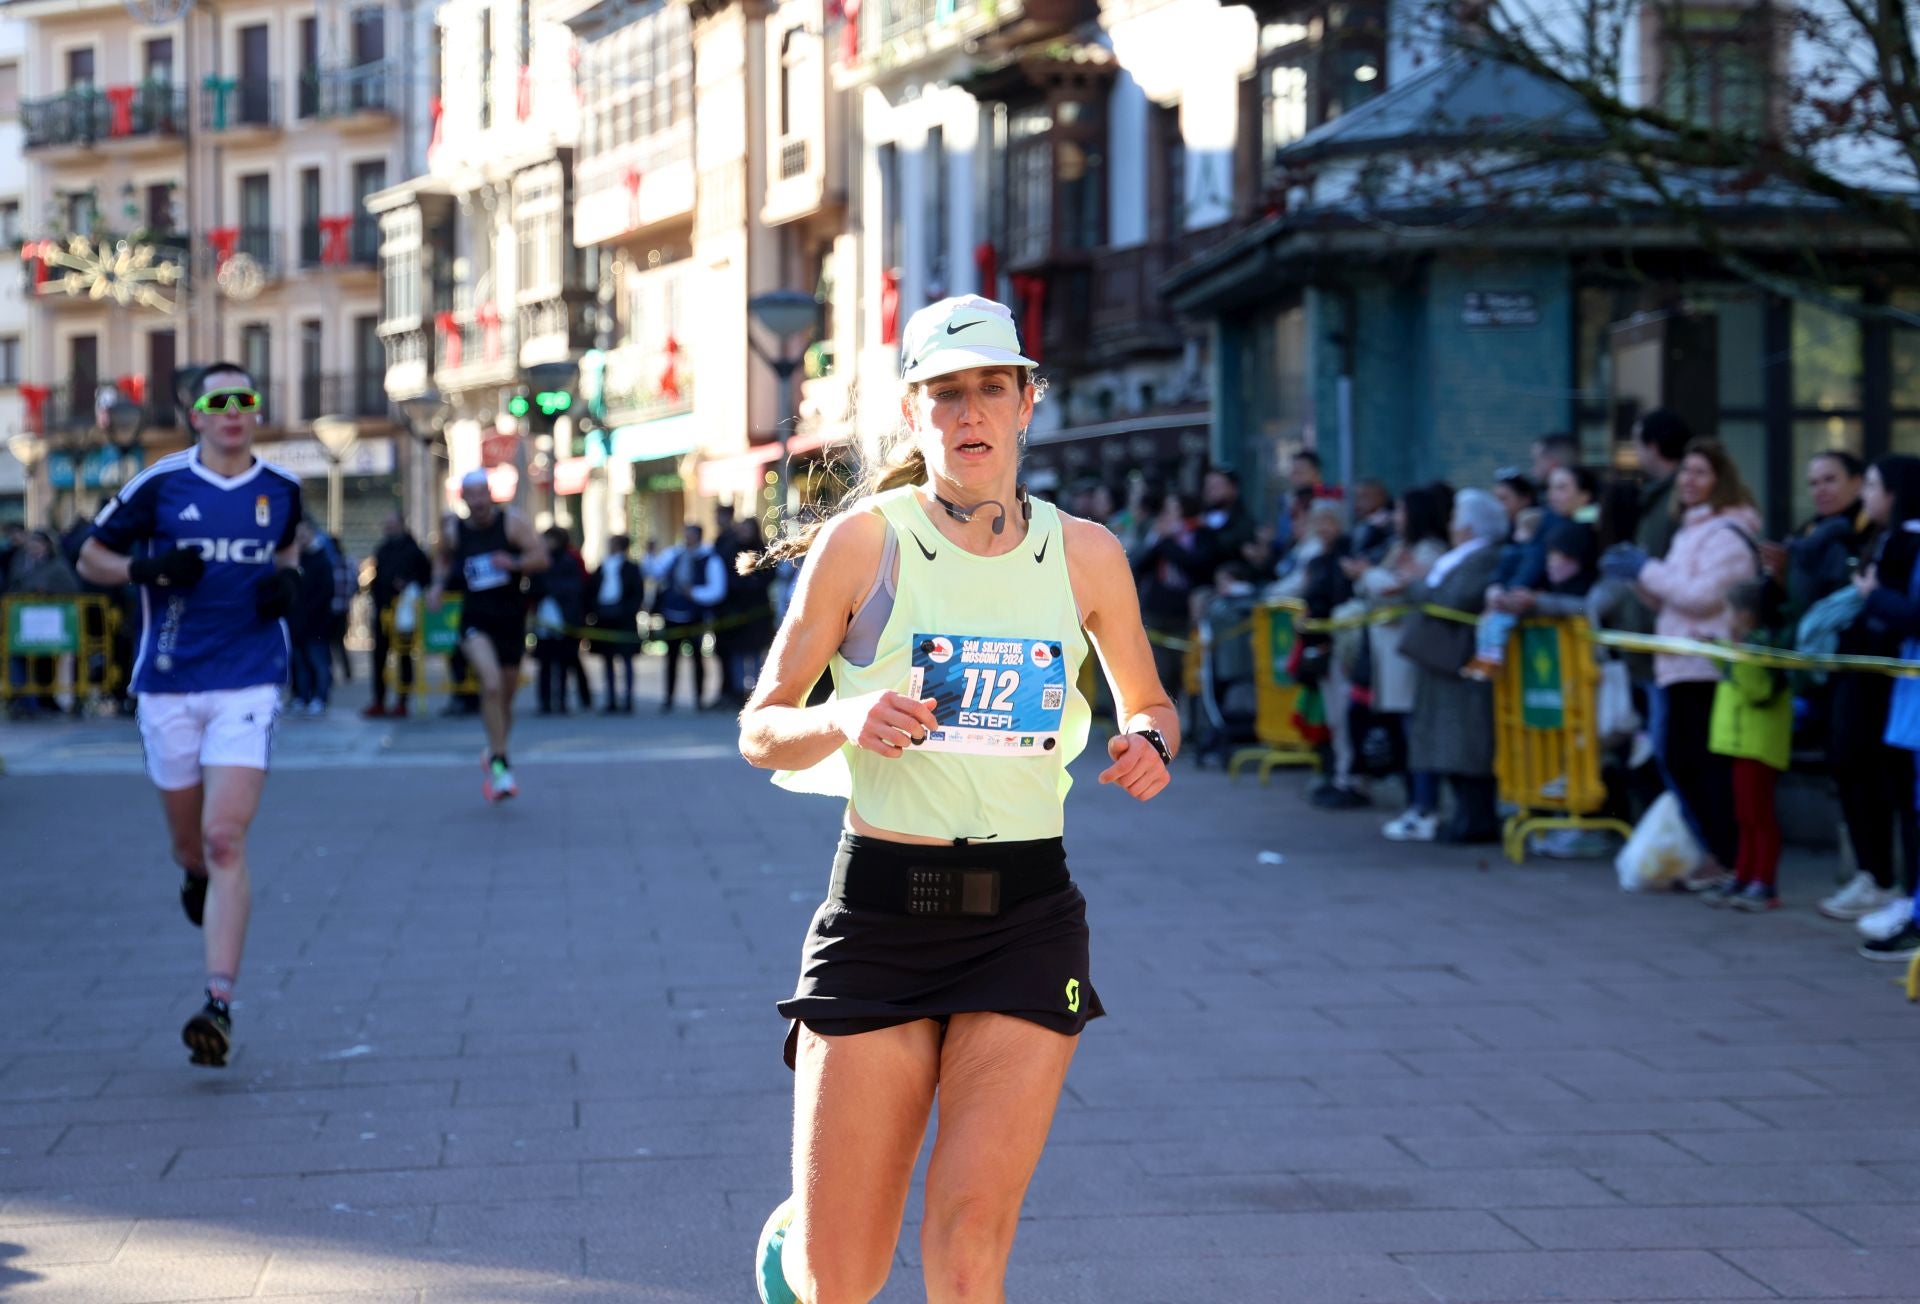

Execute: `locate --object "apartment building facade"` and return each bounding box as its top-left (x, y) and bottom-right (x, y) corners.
top-left (0, 16), bottom-right (29, 522)
top-left (8, 0), bottom-right (420, 548)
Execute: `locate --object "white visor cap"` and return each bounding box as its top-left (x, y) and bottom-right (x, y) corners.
top-left (900, 294), bottom-right (1038, 384)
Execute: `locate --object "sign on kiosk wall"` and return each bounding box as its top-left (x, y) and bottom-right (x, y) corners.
top-left (422, 597), bottom-right (464, 654)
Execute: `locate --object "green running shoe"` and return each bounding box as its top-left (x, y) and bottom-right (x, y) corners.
top-left (756, 1198), bottom-right (799, 1304)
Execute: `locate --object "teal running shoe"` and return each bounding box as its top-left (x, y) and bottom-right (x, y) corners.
top-left (756, 1198), bottom-right (799, 1304)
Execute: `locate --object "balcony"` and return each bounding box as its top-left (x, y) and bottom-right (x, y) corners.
top-left (201, 78), bottom-right (280, 133)
top-left (840, 0), bottom-right (1096, 81)
top-left (237, 226), bottom-right (284, 280)
top-left (595, 341), bottom-right (693, 426)
top-left (306, 62), bottom-right (397, 126)
top-left (1091, 241), bottom-right (1184, 356)
top-left (298, 372), bottom-right (391, 422)
top-left (378, 324), bottom-right (434, 403)
top-left (574, 126), bottom-right (696, 247)
top-left (23, 86), bottom-right (187, 153)
top-left (434, 304), bottom-right (519, 392)
top-left (298, 215), bottom-right (380, 271)
top-left (517, 288), bottom-right (597, 367)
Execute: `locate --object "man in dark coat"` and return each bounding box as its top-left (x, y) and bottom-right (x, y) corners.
top-left (364, 514), bottom-right (433, 718)
top-left (588, 534), bottom-right (647, 713)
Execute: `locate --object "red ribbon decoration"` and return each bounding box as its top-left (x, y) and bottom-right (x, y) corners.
top-left (623, 164), bottom-right (643, 221)
top-left (658, 335), bottom-right (681, 402)
top-left (879, 267), bottom-right (901, 347)
top-left (20, 385), bottom-right (50, 433)
top-left (476, 301), bottom-right (502, 361)
top-left (516, 66), bottom-right (532, 122)
top-left (840, 0), bottom-right (862, 63)
top-left (973, 242), bottom-right (998, 298)
top-left (114, 374), bottom-right (147, 405)
top-left (1010, 273), bottom-right (1046, 364)
top-left (428, 96), bottom-right (444, 160)
top-left (207, 227), bottom-right (239, 267)
top-left (106, 85), bottom-right (136, 137)
top-left (435, 311), bottom-right (462, 370)
top-left (319, 216), bottom-right (353, 265)
top-left (20, 240), bottom-right (49, 288)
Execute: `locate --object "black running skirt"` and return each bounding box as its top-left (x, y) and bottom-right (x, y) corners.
top-left (777, 834), bottom-right (1105, 1069)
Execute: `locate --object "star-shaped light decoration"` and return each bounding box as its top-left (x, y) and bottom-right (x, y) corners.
top-left (39, 234), bottom-right (182, 314)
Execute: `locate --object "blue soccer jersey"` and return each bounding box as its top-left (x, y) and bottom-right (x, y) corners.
top-left (90, 449), bottom-right (305, 694)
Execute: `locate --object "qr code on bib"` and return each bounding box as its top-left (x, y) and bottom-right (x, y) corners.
top-left (1042, 685), bottom-right (1064, 711)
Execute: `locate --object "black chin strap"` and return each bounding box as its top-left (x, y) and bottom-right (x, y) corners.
top-left (932, 484), bottom-right (1032, 536)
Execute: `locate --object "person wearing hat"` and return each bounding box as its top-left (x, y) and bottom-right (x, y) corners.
top-left (427, 469), bottom-right (548, 801)
top-left (738, 295), bottom-right (1178, 1303)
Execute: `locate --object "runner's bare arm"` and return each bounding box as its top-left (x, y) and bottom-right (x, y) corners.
top-left (76, 538), bottom-right (133, 586)
top-left (1065, 516), bottom-right (1178, 799)
top-left (740, 510), bottom-right (938, 770)
top-left (506, 511), bottom-right (550, 575)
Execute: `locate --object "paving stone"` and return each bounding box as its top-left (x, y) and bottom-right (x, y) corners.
top-left (1396, 1248), bottom-right (1768, 1300)
top-left (1719, 1246), bottom-right (1920, 1297)
top-left (1495, 1205), bottom-right (1853, 1250)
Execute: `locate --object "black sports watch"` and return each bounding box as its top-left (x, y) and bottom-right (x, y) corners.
top-left (1130, 728), bottom-right (1172, 767)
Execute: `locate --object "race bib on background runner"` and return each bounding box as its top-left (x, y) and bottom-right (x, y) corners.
top-left (463, 552), bottom-right (511, 592)
top-left (909, 632), bottom-right (1067, 756)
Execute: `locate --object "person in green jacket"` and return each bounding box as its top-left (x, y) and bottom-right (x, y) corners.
top-left (1706, 577), bottom-right (1794, 911)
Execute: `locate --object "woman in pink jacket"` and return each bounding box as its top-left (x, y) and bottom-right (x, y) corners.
top-left (1604, 438), bottom-right (1762, 883)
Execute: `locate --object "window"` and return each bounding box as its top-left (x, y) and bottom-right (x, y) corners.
top-left (354, 315), bottom-right (382, 413)
top-left (1007, 106), bottom-right (1052, 267)
top-left (240, 324), bottom-right (272, 397)
top-left (66, 48), bottom-right (95, 90)
top-left (1255, 5), bottom-right (1385, 163)
top-left (147, 329), bottom-right (177, 426)
top-left (1151, 102), bottom-right (1185, 239)
top-left (515, 169), bottom-right (564, 295)
top-left (0, 199), bottom-right (19, 246)
top-left (1658, 7), bottom-right (1773, 136)
top-left (298, 18), bottom-right (318, 117)
top-left (70, 335), bottom-right (99, 396)
top-left (352, 6), bottom-right (386, 65)
top-left (516, 0), bottom-right (531, 64)
top-left (380, 208), bottom-right (423, 324)
top-left (479, 9), bottom-right (493, 129)
top-left (878, 142), bottom-right (902, 271)
top-left (925, 127), bottom-right (947, 294)
top-left (299, 168), bottom-right (322, 265)
top-left (144, 183), bottom-right (175, 236)
top-left (0, 336), bottom-right (19, 386)
top-left (299, 320), bottom-right (323, 418)
top-left (144, 37), bottom-right (173, 83)
top-left (0, 61), bottom-right (18, 117)
top-left (778, 28), bottom-right (798, 138)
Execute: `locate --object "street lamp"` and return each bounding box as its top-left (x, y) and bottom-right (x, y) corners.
top-left (311, 415), bottom-right (359, 537)
top-left (747, 288), bottom-right (818, 518)
top-left (101, 395), bottom-right (145, 492)
top-left (8, 432), bottom-right (46, 530)
top-left (398, 389), bottom-right (451, 540)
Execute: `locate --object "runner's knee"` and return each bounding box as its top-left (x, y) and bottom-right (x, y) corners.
top-left (920, 1190), bottom-right (1018, 1293)
top-left (203, 820), bottom-right (247, 870)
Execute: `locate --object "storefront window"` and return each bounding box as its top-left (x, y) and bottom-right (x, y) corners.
top-left (1711, 292), bottom-right (1764, 408)
top-left (1792, 295), bottom-right (1862, 412)
top-left (1891, 291), bottom-right (1920, 411)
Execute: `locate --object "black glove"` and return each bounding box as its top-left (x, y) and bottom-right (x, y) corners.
top-left (128, 547), bottom-right (206, 590)
top-left (255, 568), bottom-right (301, 621)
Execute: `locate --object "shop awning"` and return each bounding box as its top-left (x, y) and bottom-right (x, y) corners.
top-left (610, 413), bottom-right (700, 464)
top-left (696, 429), bottom-right (840, 500)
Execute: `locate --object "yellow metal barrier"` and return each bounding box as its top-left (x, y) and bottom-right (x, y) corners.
top-left (1491, 616), bottom-right (1634, 863)
top-left (0, 593), bottom-right (123, 702)
top-left (377, 599), bottom-right (503, 701)
top-left (1229, 601), bottom-right (1319, 783)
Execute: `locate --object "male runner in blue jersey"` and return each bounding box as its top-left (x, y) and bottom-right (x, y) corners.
top-left (78, 362), bottom-right (304, 1068)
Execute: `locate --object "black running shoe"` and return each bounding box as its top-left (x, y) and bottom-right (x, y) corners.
top-left (180, 872), bottom-right (209, 928)
top-left (182, 995), bottom-right (232, 1067)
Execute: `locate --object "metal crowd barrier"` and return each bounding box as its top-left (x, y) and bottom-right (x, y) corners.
top-left (1490, 615), bottom-right (1634, 863)
top-left (1229, 600), bottom-right (1319, 783)
top-left (0, 593), bottom-right (124, 702)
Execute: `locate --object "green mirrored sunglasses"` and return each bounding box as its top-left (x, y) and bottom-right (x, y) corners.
top-left (193, 388), bottom-right (261, 414)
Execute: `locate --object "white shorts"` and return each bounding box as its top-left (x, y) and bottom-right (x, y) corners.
top-left (137, 685), bottom-right (282, 791)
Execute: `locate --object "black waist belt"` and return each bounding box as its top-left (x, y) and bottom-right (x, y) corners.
top-left (829, 835), bottom-right (1070, 919)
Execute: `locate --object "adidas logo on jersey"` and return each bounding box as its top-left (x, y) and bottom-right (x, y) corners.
top-left (177, 504), bottom-right (203, 521)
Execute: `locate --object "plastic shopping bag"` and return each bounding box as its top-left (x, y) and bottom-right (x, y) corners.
top-left (1596, 658), bottom-right (1640, 744)
top-left (1614, 792), bottom-right (1703, 892)
top-left (394, 582), bottom-right (421, 636)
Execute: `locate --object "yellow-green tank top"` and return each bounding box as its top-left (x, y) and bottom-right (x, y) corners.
top-left (775, 486), bottom-right (1092, 841)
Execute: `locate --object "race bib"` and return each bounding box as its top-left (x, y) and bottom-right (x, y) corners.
top-left (463, 552), bottom-right (511, 592)
top-left (908, 632), bottom-right (1067, 756)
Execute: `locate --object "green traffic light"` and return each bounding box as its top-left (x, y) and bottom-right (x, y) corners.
top-left (535, 391), bottom-right (573, 415)
top-left (507, 394), bottom-right (530, 417)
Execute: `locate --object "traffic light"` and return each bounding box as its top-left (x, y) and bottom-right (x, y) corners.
top-left (515, 363), bottom-right (579, 435)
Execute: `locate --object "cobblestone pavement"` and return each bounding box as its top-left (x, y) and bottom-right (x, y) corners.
top-left (4, 667), bottom-right (1920, 1302)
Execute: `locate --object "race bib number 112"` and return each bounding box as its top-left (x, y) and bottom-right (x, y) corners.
top-left (909, 632), bottom-right (1067, 756)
